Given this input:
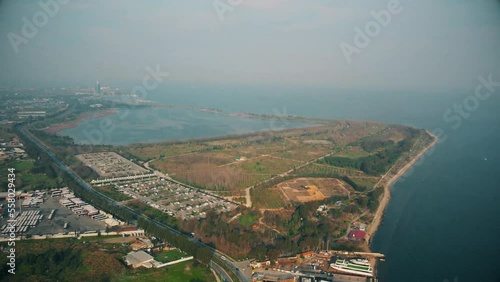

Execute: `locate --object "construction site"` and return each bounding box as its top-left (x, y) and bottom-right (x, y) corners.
top-left (276, 178), bottom-right (352, 203)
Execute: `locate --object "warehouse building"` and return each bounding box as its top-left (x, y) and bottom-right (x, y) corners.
top-left (124, 251), bottom-right (155, 268)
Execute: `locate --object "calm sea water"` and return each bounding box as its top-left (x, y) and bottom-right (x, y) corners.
top-left (63, 84), bottom-right (500, 281)
top-left (61, 105), bottom-right (312, 145)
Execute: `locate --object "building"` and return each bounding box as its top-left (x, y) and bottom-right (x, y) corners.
top-left (17, 111), bottom-right (46, 118)
top-left (348, 230), bottom-right (366, 241)
top-left (82, 204), bottom-right (99, 216)
top-left (130, 238), bottom-right (154, 251)
top-left (298, 275), bottom-right (334, 282)
top-left (299, 251), bottom-right (315, 259)
top-left (96, 81), bottom-right (101, 94)
top-left (250, 260), bottom-right (271, 269)
top-left (124, 251), bottom-right (155, 268)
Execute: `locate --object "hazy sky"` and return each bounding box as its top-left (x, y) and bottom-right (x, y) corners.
top-left (0, 0), bottom-right (499, 90)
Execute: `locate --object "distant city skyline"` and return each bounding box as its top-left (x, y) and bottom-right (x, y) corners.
top-left (0, 0), bottom-right (499, 91)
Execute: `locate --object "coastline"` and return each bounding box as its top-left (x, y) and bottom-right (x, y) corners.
top-left (366, 130), bottom-right (439, 249)
top-left (44, 108), bottom-right (118, 134)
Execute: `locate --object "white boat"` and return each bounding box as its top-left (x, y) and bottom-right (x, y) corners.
top-left (352, 259), bottom-right (370, 266)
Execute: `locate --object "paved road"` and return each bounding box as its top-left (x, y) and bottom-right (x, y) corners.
top-left (210, 261), bottom-right (234, 282)
top-left (15, 123), bottom-right (249, 282)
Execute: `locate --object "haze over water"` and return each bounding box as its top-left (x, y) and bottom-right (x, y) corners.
top-left (65, 84), bottom-right (500, 281)
top-left (1, 0), bottom-right (499, 280)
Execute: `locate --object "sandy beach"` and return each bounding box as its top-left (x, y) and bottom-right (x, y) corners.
top-left (44, 108), bottom-right (118, 134)
top-left (365, 130), bottom-right (439, 249)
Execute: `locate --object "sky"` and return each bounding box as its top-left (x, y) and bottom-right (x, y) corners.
top-left (0, 0), bottom-right (499, 91)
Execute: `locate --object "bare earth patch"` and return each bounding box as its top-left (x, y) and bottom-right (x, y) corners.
top-left (276, 177), bottom-right (351, 203)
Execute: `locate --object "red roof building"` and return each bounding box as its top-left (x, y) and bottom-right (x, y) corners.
top-left (348, 230), bottom-right (366, 241)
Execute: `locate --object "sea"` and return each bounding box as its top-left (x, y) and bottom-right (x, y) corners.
top-left (61, 83), bottom-right (500, 282)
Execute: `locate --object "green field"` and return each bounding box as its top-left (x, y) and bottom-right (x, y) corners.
top-left (348, 177), bottom-right (379, 190)
top-left (116, 261), bottom-right (215, 282)
top-left (0, 159), bottom-right (58, 191)
top-left (239, 213), bottom-right (258, 227)
top-left (145, 122), bottom-right (404, 195)
top-left (251, 187), bottom-right (286, 209)
top-left (153, 249), bottom-right (186, 263)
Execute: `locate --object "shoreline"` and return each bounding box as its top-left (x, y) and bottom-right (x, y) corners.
top-left (44, 108), bottom-right (118, 134)
top-left (366, 130), bottom-right (439, 250)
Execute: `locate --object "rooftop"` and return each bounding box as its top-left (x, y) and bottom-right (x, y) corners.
top-left (125, 251), bottom-right (154, 266)
top-left (348, 230), bottom-right (366, 240)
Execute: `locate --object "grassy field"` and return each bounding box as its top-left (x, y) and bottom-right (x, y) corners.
top-left (153, 249), bottom-right (186, 263)
top-left (143, 123), bottom-right (398, 195)
top-left (124, 143), bottom-right (210, 161)
top-left (239, 212), bottom-right (258, 226)
top-left (348, 177), bottom-right (379, 190)
top-left (116, 261), bottom-right (215, 282)
top-left (251, 187), bottom-right (286, 209)
top-left (0, 159), bottom-right (58, 191)
top-left (233, 156), bottom-right (300, 175)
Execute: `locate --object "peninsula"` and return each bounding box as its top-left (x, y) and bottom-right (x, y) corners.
top-left (16, 102), bottom-right (438, 281)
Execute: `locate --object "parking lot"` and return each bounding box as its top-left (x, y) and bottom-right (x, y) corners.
top-left (0, 196), bottom-right (107, 238)
top-left (77, 152), bottom-right (149, 178)
top-left (114, 178), bottom-right (238, 219)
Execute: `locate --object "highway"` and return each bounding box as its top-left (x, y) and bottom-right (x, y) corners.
top-left (210, 261), bottom-right (234, 282)
top-left (15, 123), bottom-right (249, 282)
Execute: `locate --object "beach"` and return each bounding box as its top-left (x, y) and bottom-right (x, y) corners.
top-left (44, 108), bottom-right (118, 134)
top-left (366, 130), bottom-right (439, 249)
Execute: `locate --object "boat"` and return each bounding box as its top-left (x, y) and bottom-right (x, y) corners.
top-left (352, 258), bottom-right (370, 266)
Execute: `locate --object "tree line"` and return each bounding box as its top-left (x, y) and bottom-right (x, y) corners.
top-left (321, 138), bottom-right (414, 176)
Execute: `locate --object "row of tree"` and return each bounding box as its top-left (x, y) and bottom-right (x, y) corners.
top-left (321, 138), bottom-right (414, 175)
